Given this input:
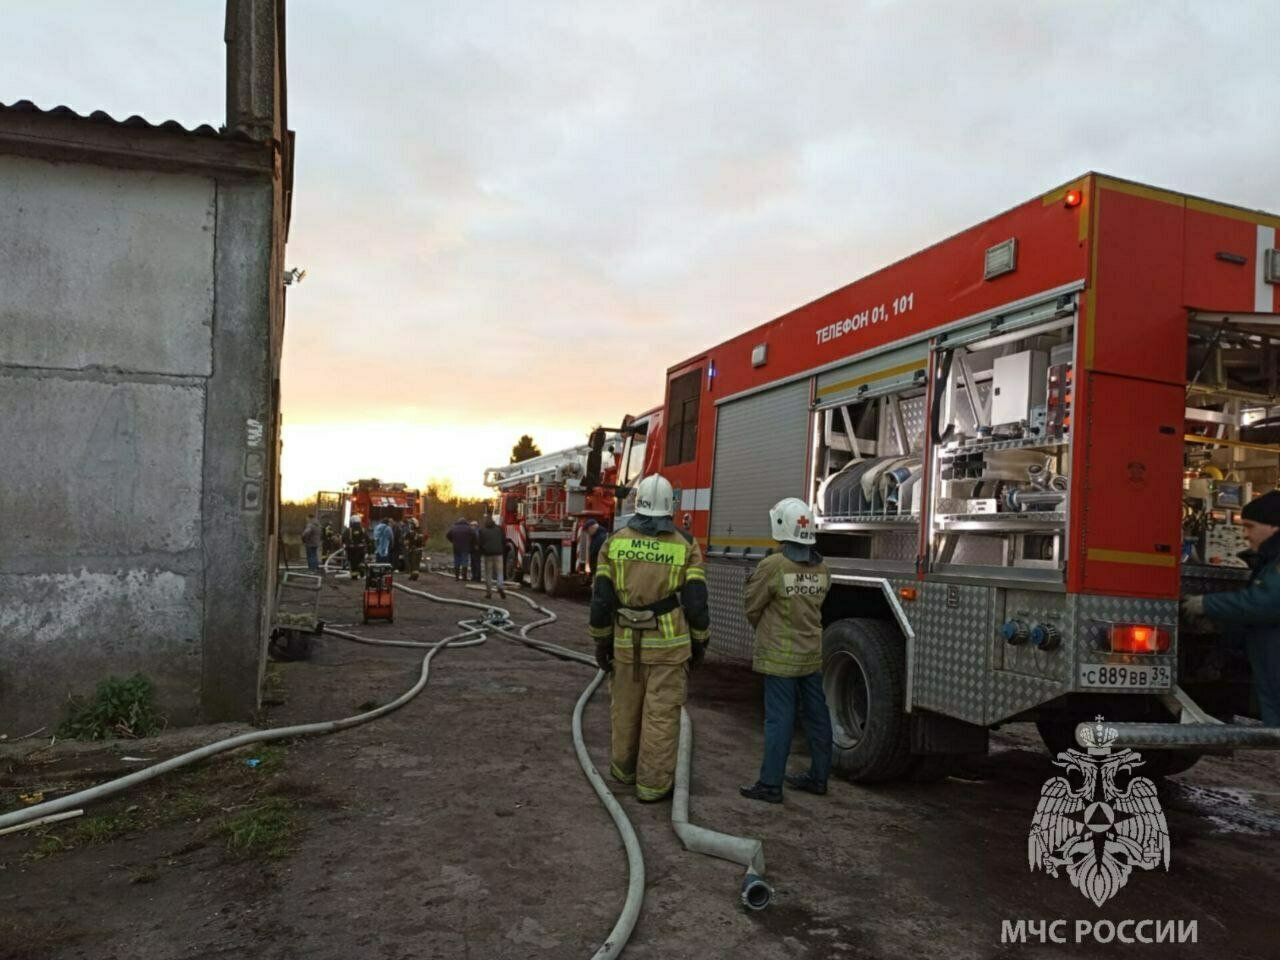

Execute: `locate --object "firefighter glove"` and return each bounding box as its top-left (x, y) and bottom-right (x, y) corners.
top-left (1180, 595), bottom-right (1206, 619)
top-left (594, 638), bottom-right (614, 672)
top-left (690, 640), bottom-right (708, 667)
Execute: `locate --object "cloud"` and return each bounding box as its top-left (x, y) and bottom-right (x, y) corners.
top-left (4, 1), bottom-right (1279, 497)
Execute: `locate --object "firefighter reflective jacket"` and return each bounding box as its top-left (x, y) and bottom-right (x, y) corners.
top-left (590, 528), bottom-right (710, 664)
top-left (744, 551), bottom-right (831, 677)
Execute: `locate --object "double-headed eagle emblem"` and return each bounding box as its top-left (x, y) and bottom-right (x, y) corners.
top-left (1028, 717), bottom-right (1170, 906)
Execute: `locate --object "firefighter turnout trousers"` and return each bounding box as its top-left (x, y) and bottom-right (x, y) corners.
top-left (609, 660), bottom-right (688, 800)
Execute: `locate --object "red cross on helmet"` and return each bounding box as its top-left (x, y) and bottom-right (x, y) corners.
top-left (769, 497), bottom-right (816, 545)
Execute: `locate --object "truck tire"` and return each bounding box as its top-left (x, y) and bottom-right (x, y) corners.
top-left (1035, 719), bottom-right (1202, 778)
top-left (505, 543), bottom-right (523, 585)
top-left (544, 550), bottom-right (566, 597)
top-left (822, 618), bottom-right (913, 783)
top-left (527, 547), bottom-right (545, 592)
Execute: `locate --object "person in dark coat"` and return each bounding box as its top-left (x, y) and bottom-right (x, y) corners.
top-left (477, 516), bottom-right (506, 599)
top-left (446, 517), bottom-right (473, 582)
top-left (1184, 490), bottom-right (1280, 726)
top-left (469, 521), bottom-right (482, 582)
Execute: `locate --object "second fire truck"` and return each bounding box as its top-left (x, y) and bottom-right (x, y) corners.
top-left (485, 413), bottom-right (662, 594)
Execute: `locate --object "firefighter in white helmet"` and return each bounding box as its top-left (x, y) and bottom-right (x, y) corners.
top-left (589, 474), bottom-right (712, 802)
top-left (739, 497), bottom-right (833, 803)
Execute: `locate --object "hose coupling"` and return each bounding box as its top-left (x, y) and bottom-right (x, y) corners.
top-left (740, 873), bottom-right (774, 911)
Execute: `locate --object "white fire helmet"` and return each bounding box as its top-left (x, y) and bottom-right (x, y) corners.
top-left (634, 474), bottom-right (675, 517)
top-left (769, 497), bottom-right (816, 545)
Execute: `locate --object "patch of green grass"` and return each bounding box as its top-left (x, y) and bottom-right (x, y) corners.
top-left (216, 797), bottom-right (304, 861)
top-left (128, 864), bottom-right (159, 885)
top-left (25, 808), bottom-right (141, 861)
top-left (167, 788), bottom-right (218, 821)
top-left (251, 745), bottom-right (288, 774)
top-left (56, 673), bottom-right (166, 741)
top-left (16, 743), bottom-right (313, 865)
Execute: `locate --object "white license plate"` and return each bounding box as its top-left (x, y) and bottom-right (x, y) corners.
top-left (1077, 662), bottom-right (1172, 690)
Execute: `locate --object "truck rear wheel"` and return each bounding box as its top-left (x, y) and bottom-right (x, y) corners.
top-left (526, 547), bottom-right (544, 592)
top-left (544, 550), bottom-right (565, 597)
top-left (822, 618), bottom-right (912, 783)
top-left (1035, 719), bottom-right (1202, 778)
top-left (505, 543), bottom-right (523, 585)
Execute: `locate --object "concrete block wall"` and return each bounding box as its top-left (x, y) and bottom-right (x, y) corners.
top-left (0, 153), bottom-right (274, 733)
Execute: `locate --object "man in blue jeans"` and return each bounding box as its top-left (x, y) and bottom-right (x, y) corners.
top-left (740, 497), bottom-right (833, 803)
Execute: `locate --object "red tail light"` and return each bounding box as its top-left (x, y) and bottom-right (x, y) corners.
top-left (1111, 624), bottom-right (1171, 654)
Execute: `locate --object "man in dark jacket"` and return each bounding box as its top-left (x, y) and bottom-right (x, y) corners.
top-left (477, 516), bottom-right (506, 599)
top-left (1184, 490), bottom-right (1280, 726)
top-left (342, 517), bottom-right (368, 580)
top-left (446, 517), bottom-right (473, 582)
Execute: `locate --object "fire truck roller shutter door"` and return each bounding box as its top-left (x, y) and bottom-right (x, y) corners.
top-left (708, 380), bottom-right (811, 549)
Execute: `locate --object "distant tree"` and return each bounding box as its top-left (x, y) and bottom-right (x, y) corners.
top-left (510, 435), bottom-right (541, 464)
top-left (425, 478), bottom-right (456, 503)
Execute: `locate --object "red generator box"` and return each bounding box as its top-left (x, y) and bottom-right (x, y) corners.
top-left (362, 563), bottom-right (394, 624)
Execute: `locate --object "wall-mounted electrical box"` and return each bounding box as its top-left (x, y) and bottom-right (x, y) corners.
top-left (991, 350), bottom-right (1048, 427)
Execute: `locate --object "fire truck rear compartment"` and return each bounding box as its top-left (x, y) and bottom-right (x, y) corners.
top-left (1178, 313), bottom-right (1280, 725)
top-left (703, 292), bottom-right (1280, 782)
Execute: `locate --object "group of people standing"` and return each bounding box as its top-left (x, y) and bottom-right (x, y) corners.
top-left (446, 515), bottom-right (506, 599)
top-left (329, 514), bottom-right (425, 581)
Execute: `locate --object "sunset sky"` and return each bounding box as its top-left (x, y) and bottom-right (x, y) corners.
top-left (4, 2), bottom-right (1279, 500)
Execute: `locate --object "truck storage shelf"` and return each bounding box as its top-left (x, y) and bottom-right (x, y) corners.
top-left (935, 511), bottom-right (1066, 531)
top-left (938, 434), bottom-right (1068, 456)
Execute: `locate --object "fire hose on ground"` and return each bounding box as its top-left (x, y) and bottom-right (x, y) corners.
top-left (417, 570), bottom-right (775, 911)
top-left (673, 706), bottom-right (773, 910)
top-left (0, 613), bottom-right (489, 833)
top-left (0, 563), bottom-right (771, 959)
top-left (0, 573), bottom-right (645, 958)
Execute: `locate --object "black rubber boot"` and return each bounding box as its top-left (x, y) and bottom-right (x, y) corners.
top-left (784, 773), bottom-right (828, 796)
top-left (739, 782), bottom-right (783, 804)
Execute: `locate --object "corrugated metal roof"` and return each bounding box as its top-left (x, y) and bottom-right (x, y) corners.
top-left (0, 99), bottom-right (254, 141)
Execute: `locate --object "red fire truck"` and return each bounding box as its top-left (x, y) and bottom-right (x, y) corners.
top-left (486, 413), bottom-right (662, 594)
top-left (333, 478), bottom-right (424, 530)
top-left (638, 172), bottom-right (1280, 780)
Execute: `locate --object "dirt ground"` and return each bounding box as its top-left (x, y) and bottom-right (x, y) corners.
top-left (3, 563), bottom-right (1279, 960)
